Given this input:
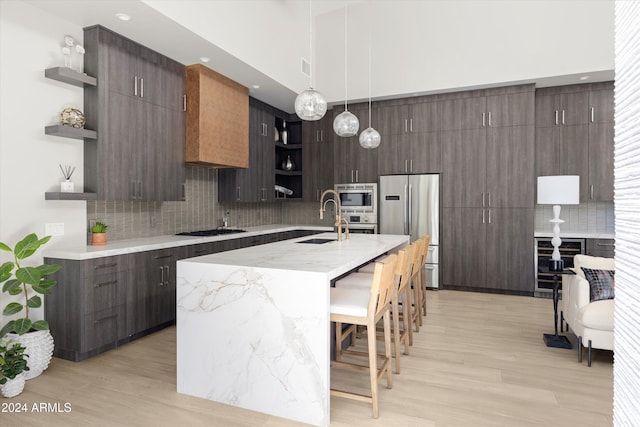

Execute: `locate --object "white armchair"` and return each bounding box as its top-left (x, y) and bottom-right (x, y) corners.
top-left (561, 254), bottom-right (615, 366)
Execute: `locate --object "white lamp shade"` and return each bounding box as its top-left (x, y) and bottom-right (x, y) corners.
top-left (537, 175), bottom-right (580, 205)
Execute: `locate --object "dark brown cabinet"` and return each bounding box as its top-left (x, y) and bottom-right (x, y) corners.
top-left (442, 207), bottom-right (534, 294)
top-left (303, 114), bottom-right (334, 201)
top-left (333, 106), bottom-right (378, 184)
top-left (44, 255), bottom-right (130, 361)
top-left (440, 85), bottom-right (535, 294)
top-left (219, 98), bottom-right (275, 202)
top-left (534, 83), bottom-right (614, 202)
top-left (586, 238), bottom-right (615, 258)
top-left (84, 25), bottom-right (185, 201)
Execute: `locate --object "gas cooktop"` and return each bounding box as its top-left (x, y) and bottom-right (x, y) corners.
top-left (176, 228), bottom-right (246, 237)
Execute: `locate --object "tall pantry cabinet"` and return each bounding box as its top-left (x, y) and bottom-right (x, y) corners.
top-left (83, 25), bottom-right (186, 201)
top-left (441, 85), bottom-right (535, 294)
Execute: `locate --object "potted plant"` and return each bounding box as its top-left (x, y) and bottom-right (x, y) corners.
top-left (0, 233), bottom-right (60, 379)
top-left (91, 221), bottom-right (108, 246)
top-left (0, 340), bottom-right (29, 398)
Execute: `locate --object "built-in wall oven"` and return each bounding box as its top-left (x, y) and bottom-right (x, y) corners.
top-left (335, 183), bottom-right (378, 233)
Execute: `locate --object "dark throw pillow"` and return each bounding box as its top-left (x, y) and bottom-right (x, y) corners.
top-left (581, 267), bottom-right (615, 302)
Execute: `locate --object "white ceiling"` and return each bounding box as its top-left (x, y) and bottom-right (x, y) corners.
top-left (25, 0), bottom-right (614, 113)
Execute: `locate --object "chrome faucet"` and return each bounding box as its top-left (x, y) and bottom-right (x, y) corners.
top-left (319, 189), bottom-right (349, 241)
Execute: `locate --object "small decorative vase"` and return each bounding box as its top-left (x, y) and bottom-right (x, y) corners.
top-left (92, 232), bottom-right (107, 246)
top-left (282, 155), bottom-right (295, 171)
top-left (6, 330), bottom-right (54, 380)
top-left (60, 180), bottom-right (74, 192)
top-left (281, 121), bottom-right (288, 145)
top-left (1, 372), bottom-right (26, 398)
top-left (59, 107), bottom-right (85, 128)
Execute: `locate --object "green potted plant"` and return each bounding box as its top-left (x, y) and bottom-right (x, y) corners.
top-left (91, 221), bottom-right (108, 246)
top-left (0, 340), bottom-right (29, 398)
top-left (0, 233), bottom-right (60, 379)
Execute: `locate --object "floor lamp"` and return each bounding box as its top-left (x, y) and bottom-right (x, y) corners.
top-left (537, 175), bottom-right (580, 271)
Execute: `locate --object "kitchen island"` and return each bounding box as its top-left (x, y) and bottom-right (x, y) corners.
top-left (176, 232), bottom-right (409, 426)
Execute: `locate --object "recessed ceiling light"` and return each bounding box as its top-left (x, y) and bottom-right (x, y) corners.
top-left (252, 85), bottom-right (260, 89)
top-left (115, 13), bottom-right (131, 21)
top-left (579, 75), bottom-right (590, 81)
top-left (200, 57), bottom-right (210, 63)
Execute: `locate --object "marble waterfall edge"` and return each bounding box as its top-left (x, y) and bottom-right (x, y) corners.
top-left (176, 261), bottom-right (329, 426)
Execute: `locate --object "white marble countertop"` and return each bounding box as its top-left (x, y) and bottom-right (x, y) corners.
top-left (183, 232), bottom-right (409, 279)
top-left (534, 231), bottom-right (615, 239)
top-left (43, 224), bottom-right (332, 260)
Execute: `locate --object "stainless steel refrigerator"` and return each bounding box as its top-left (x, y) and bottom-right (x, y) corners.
top-left (379, 174), bottom-right (440, 289)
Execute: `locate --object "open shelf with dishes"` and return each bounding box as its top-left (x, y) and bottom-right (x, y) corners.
top-left (274, 117), bottom-right (303, 199)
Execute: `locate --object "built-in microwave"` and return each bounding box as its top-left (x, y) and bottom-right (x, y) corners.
top-left (334, 183), bottom-right (378, 215)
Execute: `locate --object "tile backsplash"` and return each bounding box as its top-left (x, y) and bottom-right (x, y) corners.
top-left (535, 202), bottom-right (615, 234)
top-left (87, 166), bottom-right (329, 242)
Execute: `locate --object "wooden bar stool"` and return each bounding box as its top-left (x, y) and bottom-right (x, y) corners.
top-left (334, 245), bottom-right (416, 374)
top-left (410, 237), bottom-right (426, 332)
top-left (330, 254), bottom-right (396, 418)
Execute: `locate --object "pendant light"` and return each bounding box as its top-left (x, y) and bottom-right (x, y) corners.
top-left (295, 0), bottom-right (327, 121)
top-left (333, 0), bottom-right (359, 137)
top-left (359, 0), bottom-right (381, 149)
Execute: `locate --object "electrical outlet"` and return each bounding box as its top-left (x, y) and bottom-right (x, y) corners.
top-left (45, 223), bottom-right (64, 236)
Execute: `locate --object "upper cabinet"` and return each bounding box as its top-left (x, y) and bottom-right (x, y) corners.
top-left (534, 82), bottom-right (614, 202)
top-left (83, 25), bottom-right (186, 201)
top-left (333, 105), bottom-right (378, 184)
top-left (302, 114), bottom-right (334, 201)
top-left (185, 64), bottom-right (249, 168)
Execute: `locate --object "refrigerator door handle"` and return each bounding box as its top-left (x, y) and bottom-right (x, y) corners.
top-left (404, 184), bottom-right (409, 235)
top-left (408, 183), bottom-right (413, 236)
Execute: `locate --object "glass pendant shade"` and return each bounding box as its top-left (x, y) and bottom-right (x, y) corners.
top-left (295, 88), bottom-right (327, 121)
top-left (359, 127), bottom-right (381, 149)
top-left (333, 110), bottom-right (359, 137)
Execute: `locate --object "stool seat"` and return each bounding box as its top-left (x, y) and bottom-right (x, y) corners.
top-left (330, 287), bottom-right (369, 317)
top-left (335, 272), bottom-right (373, 289)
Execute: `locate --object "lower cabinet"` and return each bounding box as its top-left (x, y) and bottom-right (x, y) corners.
top-left (441, 207), bottom-right (534, 294)
top-left (586, 238), bottom-right (615, 258)
top-left (45, 229), bottom-right (323, 361)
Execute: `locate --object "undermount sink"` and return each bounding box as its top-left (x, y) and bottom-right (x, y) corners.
top-left (176, 228), bottom-right (246, 237)
top-left (297, 238), bottom-right (336, 244)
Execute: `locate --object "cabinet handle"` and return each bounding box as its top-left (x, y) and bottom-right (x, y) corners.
top-left (410, 118), bottom-right (413, 133)
top-left (590, 184), bottom-right (594, 200)
top-left (236, 187), bottom-right (241, 201)
top-left (94, 280), bottom-right (118, 288)
top-left (134, 76), bottom-right (138, 96)
top-left (405, 159), bottom-right (408, 173)
top-left (355, 170), bottom-right (359, 183)
top-left (488, 209), bottom-right (492, 224)
top-left (351, 170), bottom-right (354, 183)
top-left (154, 254), bottom-right (173, 260)
top-left (140, 78), bottom-right (144, 98)
top-left (94, 262), bottom-right (117, 270)
top-left (482, 192), bottom-right (485, 207)
top-left (562, 109), bottom-right (565, 125)
top-left (183, 95), bottom-right (187, 112)
top-left (94, 314), bottom-right (117, 324)
top-left (165, 265), bottom-right (170, 286)
top-left (159, 266), bottom-right (164, 286)
top-left (555, 110), bottom-right (559, 125)
top-left (410, 159), bottom-right (413, 173)
top-left (590, 107), bottom-right (595, 123)
top-left (488, 111), bottom-right (492, 127)
top-left (404, 119), bottom-right (408, 133)
top-left (488, 192), bottom-right (491, 207)
top-left (482, 112), bottom-right (486, 127)
top-left (482, 209), bottom-right (485, 224)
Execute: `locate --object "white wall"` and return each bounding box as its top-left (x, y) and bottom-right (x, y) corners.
top-left (0, 0), bottom-right (87, 324)
top-left (316, 0), bottom-right (615, 102)
top-left (613, 1), bottom-right (640, 424)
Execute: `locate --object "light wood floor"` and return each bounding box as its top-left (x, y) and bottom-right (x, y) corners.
top-left (3, 291), bottom-right (612, 427)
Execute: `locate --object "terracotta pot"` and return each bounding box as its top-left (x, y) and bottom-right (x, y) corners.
top-left (92, 232), bottom-right (107, 246)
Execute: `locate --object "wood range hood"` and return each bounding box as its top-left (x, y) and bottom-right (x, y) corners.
top-left (185, 64), bottom-right (249, 168)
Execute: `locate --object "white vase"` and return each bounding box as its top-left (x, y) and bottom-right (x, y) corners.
top-left (6, 330), bottom-right (54, 380)
top-left (1, 372), bottom-right (26, 398)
